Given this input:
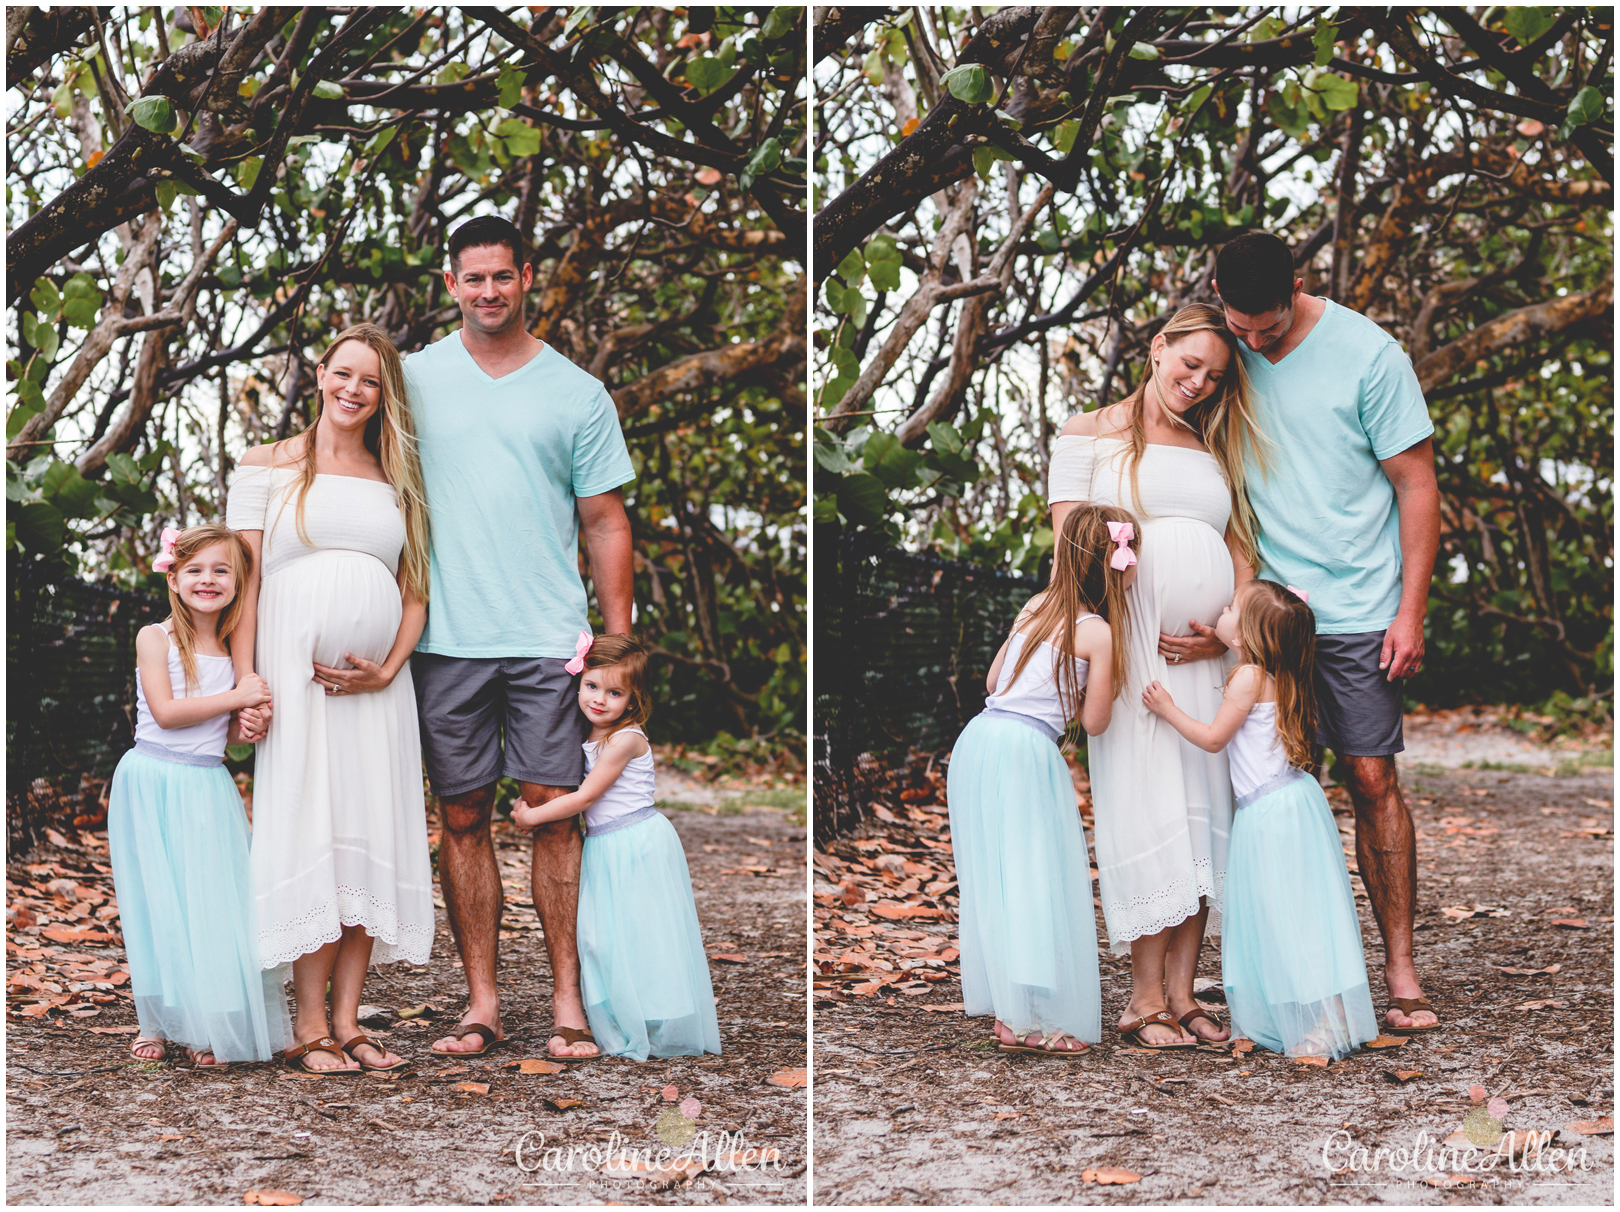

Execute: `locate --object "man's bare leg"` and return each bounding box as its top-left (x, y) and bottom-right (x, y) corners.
top-left (524, 781), bottom-right (597, 1059)
top-left (1344, 754), bottom-right (1437, 1030)
top-left (430, 783), bottom-right (505, 1053)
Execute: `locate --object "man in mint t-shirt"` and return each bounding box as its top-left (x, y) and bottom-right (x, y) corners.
top-left (1164, 231), bottom-right (1442, 1035)
top-left (404, 216), bottom-right (634, 1061)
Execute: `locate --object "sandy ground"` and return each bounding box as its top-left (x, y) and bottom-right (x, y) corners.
top-left (6, 796), bottom-right (807, 1206)
top-left (813, 721), bottom-right (1614, 1206)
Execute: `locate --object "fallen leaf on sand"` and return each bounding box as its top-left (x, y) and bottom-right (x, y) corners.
top-left (1550, 919), bottom-right (1588, 929)
top-left (243, 1192), bottom-right (304, 1206)
top-left (1293, 1055), bottom-right (1328, 1067)
top-left (86, 1025), bottom-right (139, 1034)
top-left (1423, 1174), bottom-right (1481, 1188)
top-left (455, 1082), bottom-right (490, 1095)
top-left (709, 953), bottom-right (748, 963)
top-left (993, 1112), bottom-right (1019, 1120)
top-left (395, 1002), bottom-right (440, 1020)
top-left (662, 1084), bottom-right (680, 1101)
top-left (869, 901), bottom-right (946, 921)
top-left (1497, 1129), bottom-right (1548, 1159)
top-left (1386, 1069), bottom-right (1424, 1083)
top-left (1081, 1166), bottom-right (1141, 1185)
top-left (1442, 1128), bottom-right (1471, 1146)
top-left (840, 881), bottom-right (863, 907)
top-left (1362, 1035), bottom-right (1407, 1050)
top-left (1498, 963), bottom-right (1561, 976)
top-left (1564, 1117), bottom-right (1614, 1136)
top-left (1228, 1038), bottom-right (1255, 1058)
top-left (767, 1068), bottom-right (808, 1089)
top-left (545, 1098), bottom-right (583, 1111)
top-left (1513, 999), bottom-right (1568, 1012)
top-left (158, 1133), bottom-right (184, 1142)
top-left (920, 1003), bottom-right (965, 1012)
top-left (503, 1058), bottom-right (564, 1075)
top-left (45, 828), bottom-right (71, 848)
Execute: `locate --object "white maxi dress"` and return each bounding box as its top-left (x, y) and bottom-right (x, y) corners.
top-left (227, 466), bottom-right (435, 969)
top-left (1048, 436), bottom-right (1236, 954)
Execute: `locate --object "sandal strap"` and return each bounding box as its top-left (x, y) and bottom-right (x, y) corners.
top-left (454, 1023), bottom-right (499, 1044)
top-left (552, 1025), bottom-right (596, 1045)
top-left (284, 1036), bottom-right (344, 1061)
top-left (1388, 997), bottom-right (1436, 1015)
top-left (1179, 1008), bottom-right (1223, 1030)
top-left (341, 1034), bottom-right (384, 1055)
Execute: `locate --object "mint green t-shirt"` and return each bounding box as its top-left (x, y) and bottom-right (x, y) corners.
top-left (1239, 300), bottom-right (1434, 635)
top-left (405, 334), bottom-right (635, 658)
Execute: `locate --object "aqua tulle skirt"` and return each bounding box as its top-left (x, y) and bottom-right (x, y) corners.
top-left (578, 811), bottom-right (721, 1061)
top-left (107, 748), bottom-right (291, 1062)
top-left (946, 714), bottom-right (1101, 1043)
top-left (1221, 771), bottom-right (1379, 1060)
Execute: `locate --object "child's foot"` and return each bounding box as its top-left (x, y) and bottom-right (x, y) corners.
top-left (186, 1047), bottom-right (218, 1067)
top-left (1118, 1002), bottom-right (1195, 1047)
top-left (130, 1037), bottom-right (167, 1062)
top-left (994, 1020), bottom-right (1090, 1053)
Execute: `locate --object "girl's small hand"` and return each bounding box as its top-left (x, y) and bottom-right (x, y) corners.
top-left (1142, 679), bottom-right (1175, 716)
top-left (239, 705), bottom-right (271, 741)
top-left (509, 798), bottom-right (538, 830)
top-left (313, 653), bottom-right (391, 696)
top-left (237, 672), bottom-right (272, 709)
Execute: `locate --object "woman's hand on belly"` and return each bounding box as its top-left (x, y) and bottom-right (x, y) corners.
top-left (1158, 620), bottom-right (1227, 664)
top-left (312, 652), bottom-right (395, 696)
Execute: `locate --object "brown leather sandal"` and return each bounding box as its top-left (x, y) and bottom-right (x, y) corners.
top-left (283, 1036), bottom-right (361, 1075)
top-left (1118, 1010), bottom-right (1198, 1050)
top-left (429, 1022), bottom-right (505, 1057)
top-left (1179, 1007), bottom-right (1228, 1044)
top-left (342, 1033), bottom-right (409, 1072)
top-left (1384, 996), bottom-right (1441, 1034)
top-left (549, 1024), bottom-right (600, 1063)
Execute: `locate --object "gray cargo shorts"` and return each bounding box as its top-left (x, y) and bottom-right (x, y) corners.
top-left (1314, 631), bottom-right (1405, 758)
top-left (412, 654), bottom-right (588, 797)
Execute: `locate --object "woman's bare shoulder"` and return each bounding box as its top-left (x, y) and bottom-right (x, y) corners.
top-left (1059, 404), bottom-right (1125, 440)
top-left (239, 438), bottom-right (300, 469)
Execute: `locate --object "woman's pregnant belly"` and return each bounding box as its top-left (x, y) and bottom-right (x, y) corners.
top-left (261, 550), bottom-right (401, 670)
top-left (1136, 517), bottom-right (1234, 637)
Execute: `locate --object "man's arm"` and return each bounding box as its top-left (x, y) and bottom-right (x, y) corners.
top-left (1378, 436), bottom-right (1440, 682)
top-left (577, 488), bottom-right (634, 634)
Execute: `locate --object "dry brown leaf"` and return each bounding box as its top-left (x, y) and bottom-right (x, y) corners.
top-left (1498, 964), bottom-right (1561, 976)
top-left (709, 953), bottom-right (748, 963)
top-left (767, 1068), bottom-right (807, 1089)
top-left (993, 1112), bottom-right (1019, 1121)
top-left (1513, 998), bottom-right (1568, 1012)
top-left (504, 1058), bottom-right (564, 1075)
top-left (157, 1133), bottom-right (184, 1142)
top-left (1293, 1055), bottom-right (1329, 1067)
top-left (45, 828), bottom-right (71, 848)
top-left (1388, 1069), bottom-right (1424, 1083)
top-left (1361, 1035), bottom-right (1407, 1050)
top-left (85, 1024), bottom-right (139, 1034)
top-left (1564, 1117), bottom-right (1614, 1136)
top-left (1081, 1166), bottom-right (1141, 1185)
top-left (455, 1081), bottom-right (490, 1095)
top-left (243, 1191), bottom-right (304, 1206)
top-left (545, 1098), bottom-right (583, 1111)
top-left (1228, 1037), bottom-right (1255, 1057)
top-left (920, 1003), bottom-right (965, 1013)
top-left (1550, 918), bottom-right (1589, 929)
top-left (901, 117), bottom-right (919, 137)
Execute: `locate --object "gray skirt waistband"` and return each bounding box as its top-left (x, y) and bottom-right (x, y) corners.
top-left (977, 708), bottom-right (1063, 744)
top-left (134, 739), bottom-right (225, 768)
top-left (584, 804), bottom-right (659, 838)
top-left (1235, 768), bottom-right (1309, 808)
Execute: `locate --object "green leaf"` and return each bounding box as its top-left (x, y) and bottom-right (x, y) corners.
top-left (126, 95), bottom-right (177, 134)
top-left (225, 743), bottom-right (255, 762)
top-left (434, 61), bottom-right (469, 85)
top-left (311, 80), bottom-right (345, 100)
top-left (823, 279), bottom-right (847, 312)
top-left (30, 280), bottom-right (62, 321)
top-left (972, 145), bottom-right (995, 180)
top-left (235, 156), bottom-right (263, 190)
top-left (364, 126), bottom-right (398, 156)
top-left (32, 324), bottom-right (59, 364)
top-left (863, 46), bottom-right (886, 85)
top-left (40, 461), bottom-right (99, 518)
top-left (869, 260), bottom-right (901, 292)
top-left (1312, 20), bottom-right (1338, 67)
top-left (1567, 86), bottom-right (1605, 127)
top-left (737, 136), bottom-right (782, 190)
top-left (1316, 73), bottom-right (1359, 111)
top-left (563, 6), bottom-right (593, 37)
top-left (1182, 84), bottom-right (1212, 114)
top-left (926, 421), bottom-right (964, 455)
top-left (847, 291), bottom-right (867, 330)
top-left (106, 452), bottom-right (141, 484)
top-left (1127, 41), bottom-right (1160, 60)
top-left (61, 273), bottom-right (101, 329)
top-left (861, 432), bottom-right (925, 491)
top-left (685, 54), bottom-right (736, 95)
top-left (813, 428), bottom-right (853, 475)
top-left (497, 64), bottom-right (525, 110)
top-left (836, 246), bottom-right (866, 286)
top-left (1504, 7), bottom-right (1558, 47)
top-left (835, 472), bottom-right (889, 527)
top-left (829, 345), bottom-right (859, 379)
top-left (497, 117), bottom-right (542, 157)
top-left (14, 501), bottom-right (65, 554)
top-left (762, 6), bottom-right (800, 42)
top-left (1053, 118), bottom-right (1080, 154)
top-left (940, 64), bottom-right (994, 105)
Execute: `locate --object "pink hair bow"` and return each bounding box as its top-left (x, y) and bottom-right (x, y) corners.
top-left (564, 630), bottom-right (594, 676)
top-left (152, 527), bottom-right (181, 573)
top-left (1106, 521), bottom-right (1137, 572)
top-left (1286, 584), bottom-right (1310, 604)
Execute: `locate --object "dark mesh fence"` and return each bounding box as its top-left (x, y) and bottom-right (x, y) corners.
top-left (813, 529), bottom-right (1043, 846)
top-left (8, 563), bottom-right (167, 851)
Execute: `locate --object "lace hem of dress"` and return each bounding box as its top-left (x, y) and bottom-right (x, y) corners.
top-left (258, 883), bottom-right (433, 968)
top-left (1100, 857), bottom-right (1225, 955)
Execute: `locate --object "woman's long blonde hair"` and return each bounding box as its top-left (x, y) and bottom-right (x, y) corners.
top-left (163, 523), bottom-right (251, 691)
top-left (1235, 579), bottom-right (1318, 768)
top-left (1110, 303), bottom-right (1267, 570)
top-left (275, 323), bottom-right (431, 601)
top-left (999, 504), bottom-right (1138, 716)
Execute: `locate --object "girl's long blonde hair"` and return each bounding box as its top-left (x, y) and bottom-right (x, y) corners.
top-left (275, 323), bottom-right (431, 601)
top-left (999, 504), bottom-right (1138, 716)
top-left (1235, 579), bottom-right (1318, 768)
top-left (1109, 302), bottom-right (1267, 570)
top-left (163, 524), bottom-right (251, 691)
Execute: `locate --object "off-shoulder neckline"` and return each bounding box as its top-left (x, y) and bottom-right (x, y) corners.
top-left (1053, 433), bottom-right (1216, 457)
top-left (235, 464), bottom-right (392, 486)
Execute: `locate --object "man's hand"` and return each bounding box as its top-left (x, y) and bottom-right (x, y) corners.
top-left (1159, 620), bottom-right (1226, 664)
top-left (1380, 613), bottom-right (1425, 681)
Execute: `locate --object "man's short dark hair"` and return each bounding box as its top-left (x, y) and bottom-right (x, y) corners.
top-left (1215, 231), bottom-right (1297, 315)
top-left (448, 216), bottom-right (524, 274)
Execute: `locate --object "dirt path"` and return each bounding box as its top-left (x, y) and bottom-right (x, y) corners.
top-left (7, 791), bottom-right (807, 1206)
top-left (813, 735), bottom-right (1613, 1205)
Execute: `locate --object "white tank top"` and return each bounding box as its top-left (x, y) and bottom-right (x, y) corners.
top-left (983, 614), bottom-right (1097, 732)
top-left (1227, 699), bottom-right (1296, 802)
top-left (134, 628), bottom-right (234, 758)
top-left (582, 727), bottom-right (658, 835)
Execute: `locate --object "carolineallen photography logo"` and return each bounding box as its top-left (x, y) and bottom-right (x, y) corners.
top-left (1323, 1089), bottom-right (1599, 1190)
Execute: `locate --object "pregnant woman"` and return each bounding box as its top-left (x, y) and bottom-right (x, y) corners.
top-left (228, 323), bottom-right (434, 1074)
top-left (1049, 303), bottom-right (1267, 1049)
